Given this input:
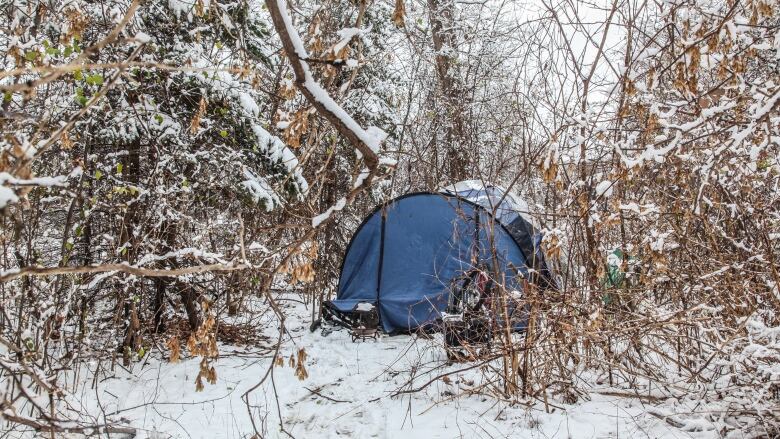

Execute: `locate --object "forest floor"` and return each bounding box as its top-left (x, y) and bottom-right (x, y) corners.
top-left (44, 296), bottom-right (714, 439)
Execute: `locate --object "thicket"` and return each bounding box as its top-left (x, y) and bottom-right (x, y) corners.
top-left (1, 0), bottom-right (778, 437)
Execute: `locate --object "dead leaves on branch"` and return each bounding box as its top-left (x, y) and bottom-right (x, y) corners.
top-left (164, 317), bottom-right (271, 366)
top-left (274, 348), bottom-right (309, 381)
top-left (166, 336), bottom-right (181, 363)
top-left (63, 7), bottom-right (89, 42)
top-left (393, 0), bottom-right (406, 27)
top-left (282, 108), bottom-right (311, 149)
top-left (278, 240), bottom-right (318, 284)
top-left (540, 144), bottom-right (558, 183)
top-left (180, 304), bottom-right (218, 392)
top-left (189, 97), bottom-right (207, 134)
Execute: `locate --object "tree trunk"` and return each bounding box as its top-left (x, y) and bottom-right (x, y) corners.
top-left (427, 0), bottom-right (469, 181)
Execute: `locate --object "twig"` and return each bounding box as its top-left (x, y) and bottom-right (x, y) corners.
top-left (304, 386), bottom-right (352, 403)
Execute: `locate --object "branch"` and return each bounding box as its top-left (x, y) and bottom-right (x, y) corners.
top-left (0, 261), bottom-right (252, 283)
top-left (0, 413), bottom-right (136, 437)
top-left (264, 0), bottom-right (382, 170)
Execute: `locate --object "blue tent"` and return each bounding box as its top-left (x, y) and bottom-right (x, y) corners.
top-left (326, 183), bottom-right (555, 334)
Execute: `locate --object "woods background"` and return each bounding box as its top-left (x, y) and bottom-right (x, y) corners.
top-left (1, 0), bottom-right (778, 437)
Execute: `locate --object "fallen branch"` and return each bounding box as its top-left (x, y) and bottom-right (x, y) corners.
top-left (0, 413), bottom-right (137, 437)
top-left (304, 386), bottom-right (352, 403)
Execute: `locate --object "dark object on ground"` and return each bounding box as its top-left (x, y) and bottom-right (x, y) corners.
top-left (349, 302), bottom-right (379, 342)
top-left (443, 317), bottom-right (492, 362)
top-left (443, 268), bottom-right (494, 361)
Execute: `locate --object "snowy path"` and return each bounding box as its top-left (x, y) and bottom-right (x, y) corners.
top-left (56, 299), bottom-right (701, 439)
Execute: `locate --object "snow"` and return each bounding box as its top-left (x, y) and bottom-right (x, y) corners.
top-left (134, 32), bottom-right (151, 43)
top-left (247, 241), bottom-right (268, 252)
top-left (594, 180), bottom-right (613, 198)
top-left (168, 0), bottom-right (195, 20)
top-left (352, 169), bottom-right (370, 188)
top-left (442, 179), bottom-right (486, 193)
top-left (177, 44), bottom-right (309, 199)
top-left (752, 89), bottom-right (780, 119)
top-left (241, 168), bottom-right (282, 211)
top-left (136, 248), bottom-right (227, 266)
top-left (0, 186), bottom-right (19, 208)
top-left (332, 27), bottom-right (366, 54)
top-left (441, 180), bottom-right (536, 226)
top-left (379, 155), bottom-right (398, 167)
top-left (249, 124), bottom-right (308, 196)
top-left (19, 297), bottom-right (716, 439)
top-left (0, 174), bottom-right (67, 187)
top-left (302, 74), bottom-right (387, 153)
top-left (355, 302), bottom-right (375, 311)
top-left (275, 0), bottom-right (308, 59)
top-left (312, 197), bottom-right (347, 228)
top-left (619, 202), bottom-right (659, 216)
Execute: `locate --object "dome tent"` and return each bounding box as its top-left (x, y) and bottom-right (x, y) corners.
top-left (324, 182), bottom-right (555, 334)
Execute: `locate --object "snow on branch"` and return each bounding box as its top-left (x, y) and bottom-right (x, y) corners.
top-left (264, 0), bottom-right (385, 170)
top-left (0, 261), bottom-right (252, 283)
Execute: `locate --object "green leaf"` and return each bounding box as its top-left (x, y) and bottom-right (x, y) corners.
top-left (86, 74), bottom-right (104, 86)
top-left (64, 46), bottom-right (73, 57)
top-left (65, 241), bottom-right (74, 251)
top-left (3, 92), bottom-right (11, 103)
top-left (24, 51), bottom-right (39, 61)
top-left (75, 88), bottom-right (88, 106)
top-left (154, 114), bottom-right (164, 124)
top-left (95, 170), bottom-right (103, 180)
top-left (181, 178), bottom-right (189, 188)
top-left (45, 47), bottom-right (60, 56)
top-left (219, 129), bottom-right (228, 138)
top-left (116, 163), bottom-right (123, 174)
top-left (137, 346), bottom-right (145, 359)
top-left (74, 69), bottom-right (83, 81)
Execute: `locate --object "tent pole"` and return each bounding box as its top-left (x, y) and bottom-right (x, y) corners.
top-left (474, 208), bottom-right (480, 265)
top-left (376, 209), bottom-right (387, 326)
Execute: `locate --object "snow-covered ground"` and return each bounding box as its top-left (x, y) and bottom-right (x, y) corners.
top-left (29, 297), bottom-right (713, 438)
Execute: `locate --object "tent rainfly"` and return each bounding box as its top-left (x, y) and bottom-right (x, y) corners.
top-left (324, 181), bottom-right (556, 334)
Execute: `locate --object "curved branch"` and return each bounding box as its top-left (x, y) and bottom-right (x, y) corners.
top-left (264, 0), bottom-right (382, 170)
